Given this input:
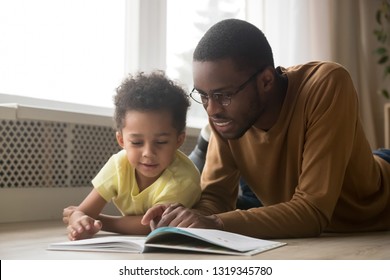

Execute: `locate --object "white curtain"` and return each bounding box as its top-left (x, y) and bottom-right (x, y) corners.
top-left (247, 0), bottom-right (384, 148)
top-left (328, 0), bottom-right (383, 149)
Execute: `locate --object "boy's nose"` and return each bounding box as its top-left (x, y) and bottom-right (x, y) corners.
top-left (142, 143), bottom-right (155, 157)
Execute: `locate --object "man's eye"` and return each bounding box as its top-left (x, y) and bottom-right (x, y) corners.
top-left (213, 93), bottom-right (231, 100)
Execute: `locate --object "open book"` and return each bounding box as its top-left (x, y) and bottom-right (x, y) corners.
top-left (48, 227), bottom-right (286, 256)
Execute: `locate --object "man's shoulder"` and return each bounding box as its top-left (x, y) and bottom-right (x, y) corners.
top-left (286, 61), bottom-right (347, 75)
top-left (312, 61), bottom-right (349, 76)
top-left (284, 61), bottom-right (352, 91)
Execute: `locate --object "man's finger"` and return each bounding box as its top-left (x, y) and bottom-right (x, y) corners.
top-left (141, 204), bottom-right (168, 225)
top-left (161, 203), bottom-right (183, 216)
top-left (154, 206), bottom-right (184, 228)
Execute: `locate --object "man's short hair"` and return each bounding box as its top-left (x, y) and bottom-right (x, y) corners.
top-left (193, 19), bottom-right (274, 71)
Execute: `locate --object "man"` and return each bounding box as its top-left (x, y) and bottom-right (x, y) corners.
top-left (145, 18), bottom-right (390, 239)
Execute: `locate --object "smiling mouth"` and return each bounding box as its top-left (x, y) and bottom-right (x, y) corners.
top-left (140, 163), bottom-right (158, 167)
top-left (212, 119), bottom-right (232, 127)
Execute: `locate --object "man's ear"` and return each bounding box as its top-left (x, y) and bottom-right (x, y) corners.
top-left (176, 131), bottom-right (186, 148)
top-left (116, 131), bottom-right (124, 148)
top-left (259, 67), bottom-right (274, 91)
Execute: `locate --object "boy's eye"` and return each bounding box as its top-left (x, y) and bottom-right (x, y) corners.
top-left (129, 141), bottom-right (168, 146)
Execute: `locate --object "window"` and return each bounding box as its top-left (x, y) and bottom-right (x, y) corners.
top-left (166, 0), bottom-right (246, 127)
top-left (1, 0), bottom-right (262, 127)
top-left (0, 0), bottom-right (249, 127)
top-left (0, 0), bottom-right (125, 108)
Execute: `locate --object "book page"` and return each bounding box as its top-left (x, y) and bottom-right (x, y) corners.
top-left (146, 227), bottom-right (285, 253)
top-left (47, 235), bottom-right (146, 253)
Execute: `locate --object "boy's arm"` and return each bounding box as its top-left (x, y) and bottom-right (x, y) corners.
top-left (64, 201), bottom-right (151, 236)
top-left (98, 214), bottom-right (151, 235)
top-left (63, 206), bottom-right (151, 235)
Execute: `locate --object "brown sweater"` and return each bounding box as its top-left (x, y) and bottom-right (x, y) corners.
top-left (194, 61), bottom-right (390, 239)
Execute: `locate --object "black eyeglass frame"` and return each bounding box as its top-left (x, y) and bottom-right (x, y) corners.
top-left (190, 68), bottom-right (265, 107)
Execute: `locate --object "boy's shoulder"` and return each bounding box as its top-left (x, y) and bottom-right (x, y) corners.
top-left (107, 149), bottom-right (132, 170)
top-left (111, 149), bottom-right (127, 162)
top-left (169, 150), bottom-right (200, 177)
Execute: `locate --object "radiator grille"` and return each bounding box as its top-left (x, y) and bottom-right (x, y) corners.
top-left (0, 120), bottom-right (120, 188)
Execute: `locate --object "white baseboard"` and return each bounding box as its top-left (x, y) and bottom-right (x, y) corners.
top-left (0, 187), bottom-right (119, 223)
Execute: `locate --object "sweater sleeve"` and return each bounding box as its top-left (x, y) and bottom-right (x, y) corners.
top-left (193, 129), bottom-right (241, 215)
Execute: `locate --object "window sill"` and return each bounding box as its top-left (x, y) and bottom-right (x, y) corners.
top-left (0, 94), bottom-right (203, 136)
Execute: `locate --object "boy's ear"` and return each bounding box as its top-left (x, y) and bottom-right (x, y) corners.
top-left (176, 131), bottom-right (186, 148)
top-left (116, 131), bottom-right (124, 148)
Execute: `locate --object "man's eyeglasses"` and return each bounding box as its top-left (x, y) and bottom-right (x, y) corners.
top-left (190, 68), bottom-right (265, 107)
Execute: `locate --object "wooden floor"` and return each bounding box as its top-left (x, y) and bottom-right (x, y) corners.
top-left (0, 220), bottom-right (389, 260)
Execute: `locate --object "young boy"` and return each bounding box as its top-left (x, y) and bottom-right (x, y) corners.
top-left (63, 71), bottom-right (201, 240)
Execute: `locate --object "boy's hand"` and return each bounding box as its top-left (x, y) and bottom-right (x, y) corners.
top-left (62, 205), bottom-right (77, 225)
top-left (67, 211), bottom-right (102, 240)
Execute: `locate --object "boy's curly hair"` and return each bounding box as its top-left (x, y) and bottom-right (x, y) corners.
top-left (114, 71), bottom-right (190, 133)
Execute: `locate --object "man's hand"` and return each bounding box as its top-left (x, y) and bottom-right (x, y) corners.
top-left (142, 203), bottom-right (223, 230)
top-left (141, 204), bottom-right (171, 230)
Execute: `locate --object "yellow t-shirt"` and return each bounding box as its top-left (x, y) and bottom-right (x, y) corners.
top-left (92, 149), bottom-right (201, 215)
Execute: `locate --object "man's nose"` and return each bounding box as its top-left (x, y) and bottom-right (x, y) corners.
top-left (205, 97), bottom-right (223, 116)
